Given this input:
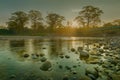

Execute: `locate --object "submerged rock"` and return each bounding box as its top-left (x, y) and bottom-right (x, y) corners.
top-left (79, 76), bottom-right (92, 80)
top-left (73, 65), bottom-right (77, 68)
top-left (59, 65), bottom-right (63, 69)
top-left (10, 74), bottom-right (16, 79)
top-left (63, 75), bottom-right (69, 80)
top-left (71, 48), bottom-right (76, 52)
top-left (40, 61), bottom-right (52, 71)
top-left (79, 51), bottom-right (89, 60)
top-left (77, 47), bottom-right (83, 51)
top-left (39, 53), bottom-right (45, 57)
top-left (72, 70), bottom-right (77, 74)
top-left (85, 67), bottom-right (99, 79)
top-left (65, 55), bottom-right (70, 59)
top-left (40, 57), bottom-right (47, 62)
top-left (65, 66), bottom-right (71, 71)
top-left (23, 54), bottom-right (29, 58)
top-left (31, 54), bottom-right (38, 59)
top-left (59, 55), bottom-right (64, 58)
top-left (111, 74), bottom-right (120, 80)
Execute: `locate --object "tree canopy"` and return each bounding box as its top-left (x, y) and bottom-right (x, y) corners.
top-left (29, 10), bottom-right (43, 30)
top-left (46, 13), bottom-right (65, 30)
top-left (75, 5), bottom-right (103, 28)
top-left (7, 11), bottom-right (28, 33)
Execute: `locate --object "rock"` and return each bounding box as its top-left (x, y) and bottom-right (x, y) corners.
top-left (40, 57), bottom-right (47, 62)
top-left (72, 77), bottom-right (77, 80)
top-left (88, 61), bottom-right (99, 64)
top-left (71, 48), bottom-right (76, 52)
top-left (99, 49), bottom-right (104, 53)
top-left (111, 74), bottom-right (120, 80)
top-left (42, 47), bottom-right (46, 49)
top-left (75, 51), bottom-right (78, 54)
top-left (23, 54), bottom-right (29, 58)
top-left (65, 55), bottom-right (70, 59)
top-left (35, 54), bottom-right (39, 57)
top-left (85, 67), bottom-right (99, 79)
top-left (39, 53), bottom-right (45, 57)
top-left (40, 61), bottom-right (52, 71)
top-left (31, 54), bottom-right (38, 59)
top-left (87, 74), bottom-right (96, 80)
top-left (65, 66), bottom-right (71, 71)
top-left (79, 51), bottom-right (89, 60)
top-left (72, 71), bottom-right (77, 74)
top-left (63, 75), bottom-right (69, 80)
top-left (77, 47), bottom-right (83, 51)
top-left (10, 74), bottom-right (16, 79)
top-left (73, 65), bottom-right (77, 68)
top-left (79, 76), bottom-right (92, 80)
top-left (59, 65), bottom-right (63, 69)
top-left (59, 55), bottom-right (64, 58)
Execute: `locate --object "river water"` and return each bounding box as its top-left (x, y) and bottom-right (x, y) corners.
top-left (0, 37), bottom-right (119, 80)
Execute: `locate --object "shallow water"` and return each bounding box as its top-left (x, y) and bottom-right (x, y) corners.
top-left (0, 37), bottom-right (120, 80)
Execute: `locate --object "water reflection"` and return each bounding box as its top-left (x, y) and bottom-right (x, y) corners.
top-left (8, 38), bottom-right (84, 61)
top-left (2, 37), bottom-right (119, 80)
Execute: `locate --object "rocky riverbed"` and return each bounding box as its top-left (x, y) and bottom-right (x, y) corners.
top-left (0, 37), bottom-right (120, 80)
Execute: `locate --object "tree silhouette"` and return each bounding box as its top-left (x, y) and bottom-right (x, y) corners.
top-left (46, 13), bottom-right (65, 31)
top-left (7, 11), bottom-right (28, 33)
top-left (75, 5), bottom-right (103, 28)
top-left (29, 10), bottom-right (43, 31)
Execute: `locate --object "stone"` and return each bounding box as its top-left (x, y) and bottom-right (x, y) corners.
top-left (31, 54), bottom-right (38, 59)
top-left (42, 47), bottom-right (46, 49)
top-left (77, 47), bottom-right (83, 51)
top-left (73, 65), bottom-right (77, 68)
top-left (72, 71), bottom-right (77, 74)
top-left (111, 74), bottom-right (120, 80)
top-left (85, 67), bottom-right (99, 79)
top-left (65, 55), bottom-right (70, 59)
top-left (79, 76), bottom-right (92, 80)
top-left (79, 51), bottom-right (89, 60)
top-left (23, 54), bottom-right (29, 58)
top-left (65, 66), bottom-right (71, 71)
top-left (40, 57), bottom-right (47, 62)
top-left (59, 65), bottom-right (63, 69)
top-left (59, 55), bottom-right (64, 58)
top-left (40, 61), bottom-right (52, 71)
top-left (39, 53), bottom-right (45, 57)
top-left (10, 74), bottom-right (16, 79)
top-left (71, 48), bottom-right (76, 52)
top-left (63, 75), bottom-right (69, 80)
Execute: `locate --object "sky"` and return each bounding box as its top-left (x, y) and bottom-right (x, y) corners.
top-left (0, 0), bottom-right (120, 26)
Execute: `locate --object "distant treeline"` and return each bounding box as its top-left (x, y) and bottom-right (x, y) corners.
top-left (0, 5), bottom-right (120, 36)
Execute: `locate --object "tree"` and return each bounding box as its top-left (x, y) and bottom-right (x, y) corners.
top-left (103, 19), bottom-right (120, 27)
top-left (7, 11), bottom-right (28, 33)
top-left (113, 19), bottom-right (120, 26)
top-left (46, 13), bottom-right (65, 31)
top-left (29, 10), bottom-right (43, 31)
top-left (75, 5), bottom-right (103, 28)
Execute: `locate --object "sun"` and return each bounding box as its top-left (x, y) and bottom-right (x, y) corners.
top-left (71, 21), bottom-right (79, 27)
